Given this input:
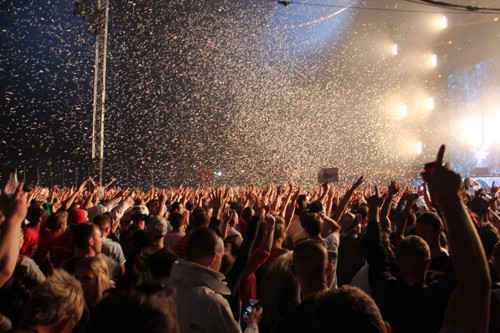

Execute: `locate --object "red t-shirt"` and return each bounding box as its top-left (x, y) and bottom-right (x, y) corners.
top-left (173, 232), bottom-right (192, 259)
top-left (52, 232), bottom-right (75, 267)
top-left (20, 227), bottom-right (39, 258)
top-left (239, 248), bottom-right (270, 310)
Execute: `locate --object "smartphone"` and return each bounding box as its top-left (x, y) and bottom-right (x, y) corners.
top-left (424, 162), bottom-right (436, 175)
top-left (242, 299), bottom-right (259, 319)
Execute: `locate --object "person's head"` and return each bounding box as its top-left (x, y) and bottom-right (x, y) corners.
top-left (479, 222), bottom-right (500, 260)
top-left (93, 214), bottom-right (112, 238)
top-left (295, 195), bottom-right (308, 216)
top-left (149, 247), bottom-right (178, 280)
top-left (186, 227), bottom-right (224, 272)
top-left (46, 212), bottom-right (68, 234)
top-left (395, 235), bottom-right (430, 284)
top-left (74, 257), bottom-right (111, 308)
top-left (191, 211), bottom-right (210, 230)
top-left (20, 269), bottom-right (84, 333)
top-left (68, 208), bottom-right (88, 225)
top-left (147, 215), bottom-right (169, 243)
top-left (169, 212), bottom-right (186, 231)
top-left (339, 212), bottom-right (362, 236)
top-left (308, 200), bottom-right (323, 213)
top-left (220, 234), bottom-right (242, 275)
top-left (415, 211), bottom-right (443, 249)
top-left (241, 206), bottom-right (254, 223)
top-left (129, 205), bottom-right (149, 228)
top-left (292, 240), bottom-right (330, 290)
top-left (26, 205), bottom-right (48, 229)
top-left (73, 222), bottom-right (103, 255)
top-left (170, 201), bottom-right (185, 214)
top-left (314, 286), bottom-right (388, 333)
top-left (300, 212), bottom-right (322, 238)
top-left (86, 288), bottom-right (179, 333)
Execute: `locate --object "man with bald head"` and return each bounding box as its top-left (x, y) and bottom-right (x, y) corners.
top-left (169, 227), bottom-right (261, 333)
top-left (272, 240), bottom-right (330, 333)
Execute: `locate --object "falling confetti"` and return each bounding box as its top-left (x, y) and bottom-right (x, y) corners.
top-left (2, 0), bottom-right (500, 187)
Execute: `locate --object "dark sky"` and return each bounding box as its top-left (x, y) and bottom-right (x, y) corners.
top-left (2, 0), bottom-right (499, 186)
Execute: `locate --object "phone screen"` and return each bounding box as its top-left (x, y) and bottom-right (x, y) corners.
top-left (242, 299), bottom-right (259, 319)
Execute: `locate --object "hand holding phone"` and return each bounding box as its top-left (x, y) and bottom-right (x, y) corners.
top-left (242, 299), bottom-right (259, 319)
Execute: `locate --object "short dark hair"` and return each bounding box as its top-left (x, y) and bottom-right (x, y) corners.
top-left (293, 240), bottom-right (328, 279)
top-left (395, 235), bottom-right (430, 276)
top-left (300, 212), bottom-right (322, 238)
top-left (191, 211), bottom-right (210, 229)
top-left (93, 214), bottom-right (112, 232)
top-left (26, 206), bottom-right (48, 226)
top-left (73, 223), bottom-right (98, 249)
top-left (416, 211), bottom-right (443, 231)
top-left (170, 202), bottom-right (181, 213)
top-left (169, 212), bottom-right (185, 229)
top-left (86, 288), bottom-right (179, 333)
top-left (186, 227), bottom-right (220, 263)
top-left (314, 286), bottom-right (386, 333)
top-left (308, 200), bottom-right (323, 213)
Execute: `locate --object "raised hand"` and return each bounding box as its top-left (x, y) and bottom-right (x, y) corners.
top-left (421, 145), bottom-right (462, 205)
top-left (365, 186), bottom-right (385, 208)
top-left (388, 181), bottom-right (399, 196)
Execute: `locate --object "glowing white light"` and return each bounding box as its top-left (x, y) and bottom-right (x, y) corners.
top-left (393, 44), bottom-right (398, 56)
top-left (399, 104), bottom-right (408, 118)
top-left (416, 141), bottom-right (423, 155)
top-left (439, 16), bottom-right (448, 29)
top-left (217, 171), bottom-right (222, 177)
top-left (241, 170), bottom-right (245, 173)
top-left (430, 54), bottom-right (437, 67)
top-left (426, 97), bottom-right (435, 110)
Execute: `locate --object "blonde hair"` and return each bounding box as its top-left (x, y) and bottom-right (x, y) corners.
top-left (75, 257), bottom-right (112, 304)
top-left (21, 269), bottom-right (84, 328)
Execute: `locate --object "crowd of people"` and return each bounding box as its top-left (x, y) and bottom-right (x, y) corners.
top-left (0, 145), bottom-right (499, 333)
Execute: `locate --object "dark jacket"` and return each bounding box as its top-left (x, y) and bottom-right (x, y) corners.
top-left (363, 220), bottom-right (455, 333)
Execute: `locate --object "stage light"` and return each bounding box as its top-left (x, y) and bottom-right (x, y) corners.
top-left (393, 44), bottom-right (398, 56)
top-left (399, 104), bottom-right (408, 118)
top-left (426, 97), bottom-right (435, 110)
top-left (439, 16), bottom-right (448, 29)
top-left (217, 171), bottom-right (222, 177)
top-left (416, 141), bottom-right (423, 155)
top-left (430, 54), bottom-right (437, 67)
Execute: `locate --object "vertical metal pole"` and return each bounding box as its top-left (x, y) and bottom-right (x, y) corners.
top-left (61, 161), bottom-right (65, 187)
top-left (99, 0), bottom-right (109, 183)
top-left (91, 31), bottom-right (99, 160)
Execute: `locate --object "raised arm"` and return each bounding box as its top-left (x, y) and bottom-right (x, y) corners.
top-left (0, 182), bottom-right (28, 287)
top-left (380, 181), bottom-right (398, 234)
top-left (60, 179), bottom-right (88, 211)
top-left (331, 176), bottom-right (364, 222)
top-left (423, 145), bottom-right (491, 333)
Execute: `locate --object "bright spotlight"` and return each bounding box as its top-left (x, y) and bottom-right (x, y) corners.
top-left (439, 16), bottom-right (448, 29)
top-left (430, 54), bottom-right (437, 67)
top-left (393, 44), bottom-right (398, 56)
top-left (399, 104), bottom-right (408, 118)
top-left (426, 97), bottom-right (435, 110)
top-left (416, 141), bottom-right (423, 155)
top-left (217, 171), bottom-right (222, 177)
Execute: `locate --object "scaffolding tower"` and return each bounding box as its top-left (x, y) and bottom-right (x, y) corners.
top-left (75, 0), bottom-right (109, 182)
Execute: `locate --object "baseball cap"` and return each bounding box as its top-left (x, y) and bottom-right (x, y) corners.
top-left (146, 215), bottom-right (168, 239)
